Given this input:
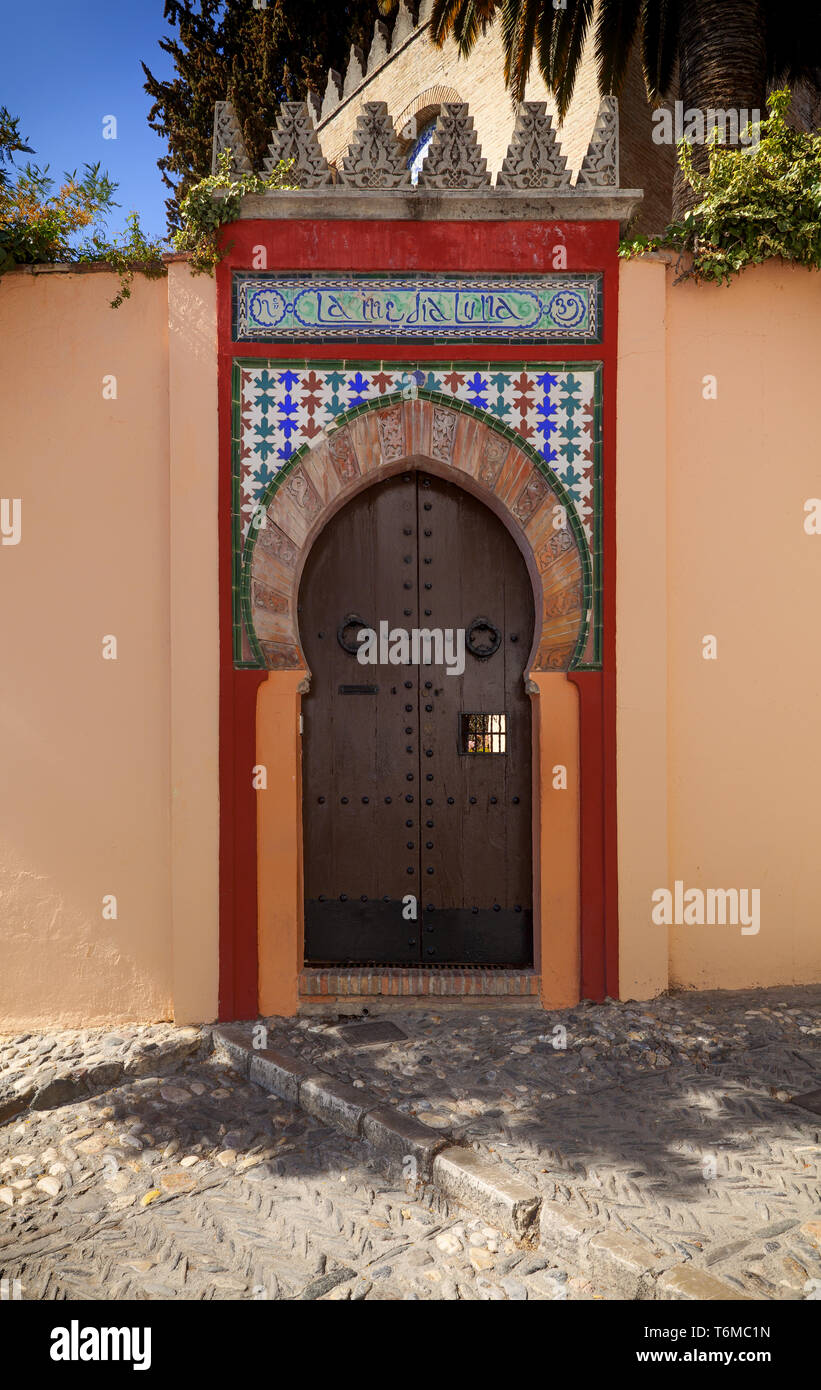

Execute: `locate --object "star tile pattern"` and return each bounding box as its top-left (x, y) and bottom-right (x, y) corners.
top-left (232, 360), bottom-right (602, 666)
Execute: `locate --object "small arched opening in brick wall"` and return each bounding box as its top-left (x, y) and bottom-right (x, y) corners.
top-left (246, 397), bottom-right (591, 680)
top-left (394, 86), bottom-right (462, 149)
top-left (246, 397), bottom-right (589, 1016)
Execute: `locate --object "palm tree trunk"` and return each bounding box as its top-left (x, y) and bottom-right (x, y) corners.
top-left (674, 0), bottom-right (768, 217)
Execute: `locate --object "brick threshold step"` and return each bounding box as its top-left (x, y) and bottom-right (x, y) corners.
top-left (209, 1023), bottom-right (748, 1302)
top-left (299, 967), bottom-right (540, 998)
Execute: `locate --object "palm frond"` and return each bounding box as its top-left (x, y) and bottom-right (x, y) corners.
top-left (551, 0), bottom-right (596, 117)
top-left (501, 0), bottom-right (548, 101)
top-left (453, 0), bottom-right (502, 52)
top-left (640, 0), bottom-right (681, 99)
top-left (533, 1), bottom-right (559, 98)
top-left (595, 0), bottom-right (643, 97)
top-left (430, 0), bottom-right (500, 50)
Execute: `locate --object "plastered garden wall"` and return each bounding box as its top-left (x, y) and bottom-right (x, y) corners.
top-left (1, 254), bottom-right (819, 1028)
top-left (0, 263), bottom-right (219, 1029)
top-left (617, 257), bottom-right (821, 994)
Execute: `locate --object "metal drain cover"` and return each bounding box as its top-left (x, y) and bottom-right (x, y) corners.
top-left (790, 1088), bottom-right (821, 1115)
top-left (332, 1020), bottom-right (407, 1047)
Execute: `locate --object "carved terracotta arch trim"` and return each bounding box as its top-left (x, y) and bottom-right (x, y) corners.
top-left (243, 396), bottom-right (591, 674)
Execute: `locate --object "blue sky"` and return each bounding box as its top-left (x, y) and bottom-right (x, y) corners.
top-left (2, 0), bottom-right (176, 240)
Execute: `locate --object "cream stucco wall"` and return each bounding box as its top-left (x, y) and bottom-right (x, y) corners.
top-left (617, 256), bottom-right (821, 995)
top-left (616, 258), bottom-right (669, 1001)
top-left (0, 263), bottom-right (219, 1029)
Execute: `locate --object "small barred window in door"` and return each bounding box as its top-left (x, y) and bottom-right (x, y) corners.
top-left (460, 713), bottom-right (507, 754)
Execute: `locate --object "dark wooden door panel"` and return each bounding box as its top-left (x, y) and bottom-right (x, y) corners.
top-left (299, 469), bottom-right (533, 966)
top-left (300, 474), bottom-right (421, 962)
top-left (415, 475), bottom-right (533, 966)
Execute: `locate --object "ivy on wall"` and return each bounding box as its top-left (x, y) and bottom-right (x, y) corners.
top-left (171, 151), bottom-right (295, 274)
top-left (620, 90), bottom-right (821, 284)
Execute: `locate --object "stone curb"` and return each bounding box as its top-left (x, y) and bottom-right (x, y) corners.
top-left (209, 1024), bottom-right (750, 1299)
top-left (538, 1202), bottom-right (670, 1296)
top-left (433, 1146), bottom-right (540, 1237)
top-left (212, 1024), bottom-right (533, 1229)
top-left (361, 1106), bottom-right (446, 1180)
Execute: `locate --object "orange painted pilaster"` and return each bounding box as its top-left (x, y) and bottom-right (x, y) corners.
top-left (531, 673), bottom-right (580, 1008)
top-left (256, 670), bottom-right (304, 1016)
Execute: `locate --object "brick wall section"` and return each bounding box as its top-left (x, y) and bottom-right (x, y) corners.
top-left (299, 967), bottom-right (540, 997)
top-left (317, 20), bottom-right (673, 233)
top-left (617, 50), bottom-right (676, 234)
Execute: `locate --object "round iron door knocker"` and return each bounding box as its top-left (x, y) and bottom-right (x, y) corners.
top-left (466, 616), bottom-right (502, 659)
top-left (337, 613), bottom-right (369, 654)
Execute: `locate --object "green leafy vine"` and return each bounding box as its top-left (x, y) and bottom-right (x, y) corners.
top-left (620, 90), bottom-right (821, 285)
top-left (172, 151), bottom-right (296, 275)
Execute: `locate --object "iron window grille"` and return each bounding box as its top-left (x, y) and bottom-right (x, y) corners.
top-left (460, 712), bottom-right (507, 754)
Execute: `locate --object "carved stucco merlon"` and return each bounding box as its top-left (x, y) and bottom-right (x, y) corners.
top-left (392, 0), bottom-right (418, 48)
top-left (576, 95), bottom-right (619, 189)
top-left (262, 102), bottom-right (333, 186)
top-left (320, 69), bottom-right (343, 123)
top-left (417, 102), bottom-right (491, 189)
top-left (315, 0), bottom-right (430, 126)
top-left (339, 102), bottom-right (412, 188)
top-left (497, 101), bottom-right (571, 189)
top-left (211, 100), bottom-right (252, 176)
top-left (212, 94), bottom-right (639, 220)
top-left (367, 20), bottom-right (391, 75)
top-left (343, 44), bottom-right (366, 99)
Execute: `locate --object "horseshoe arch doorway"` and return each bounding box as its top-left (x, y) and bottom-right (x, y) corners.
top-left (298, 466), bottom-right (535, 967)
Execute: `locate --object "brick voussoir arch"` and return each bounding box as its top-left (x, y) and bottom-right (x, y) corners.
top-left (244, 394), bottom-right (591, 676)
top-left (394, 86), bottom-right (463, 140)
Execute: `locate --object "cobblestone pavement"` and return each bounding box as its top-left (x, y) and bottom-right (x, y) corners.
top-left (0, 1023), bottom-right (201, 1119)
top-left (0, 1049), bottom-right (592, 1301)
top-left (1, 986), bottom-right (819, 1301)
top-left (259, 985), bottom-right (821, 1299)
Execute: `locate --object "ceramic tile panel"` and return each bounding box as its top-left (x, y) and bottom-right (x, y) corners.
top-left (233, 360), bottom-right (602, 668)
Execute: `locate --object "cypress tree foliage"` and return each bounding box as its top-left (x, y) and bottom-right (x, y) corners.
top-left (143, 0), bottom-right (379, 229)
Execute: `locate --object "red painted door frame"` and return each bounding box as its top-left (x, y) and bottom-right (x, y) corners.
top-left (216, 218), bottom-right (619, 1019)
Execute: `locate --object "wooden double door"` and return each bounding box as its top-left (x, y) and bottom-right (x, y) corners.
top-left (299, 470), bottom-right (534, 966)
